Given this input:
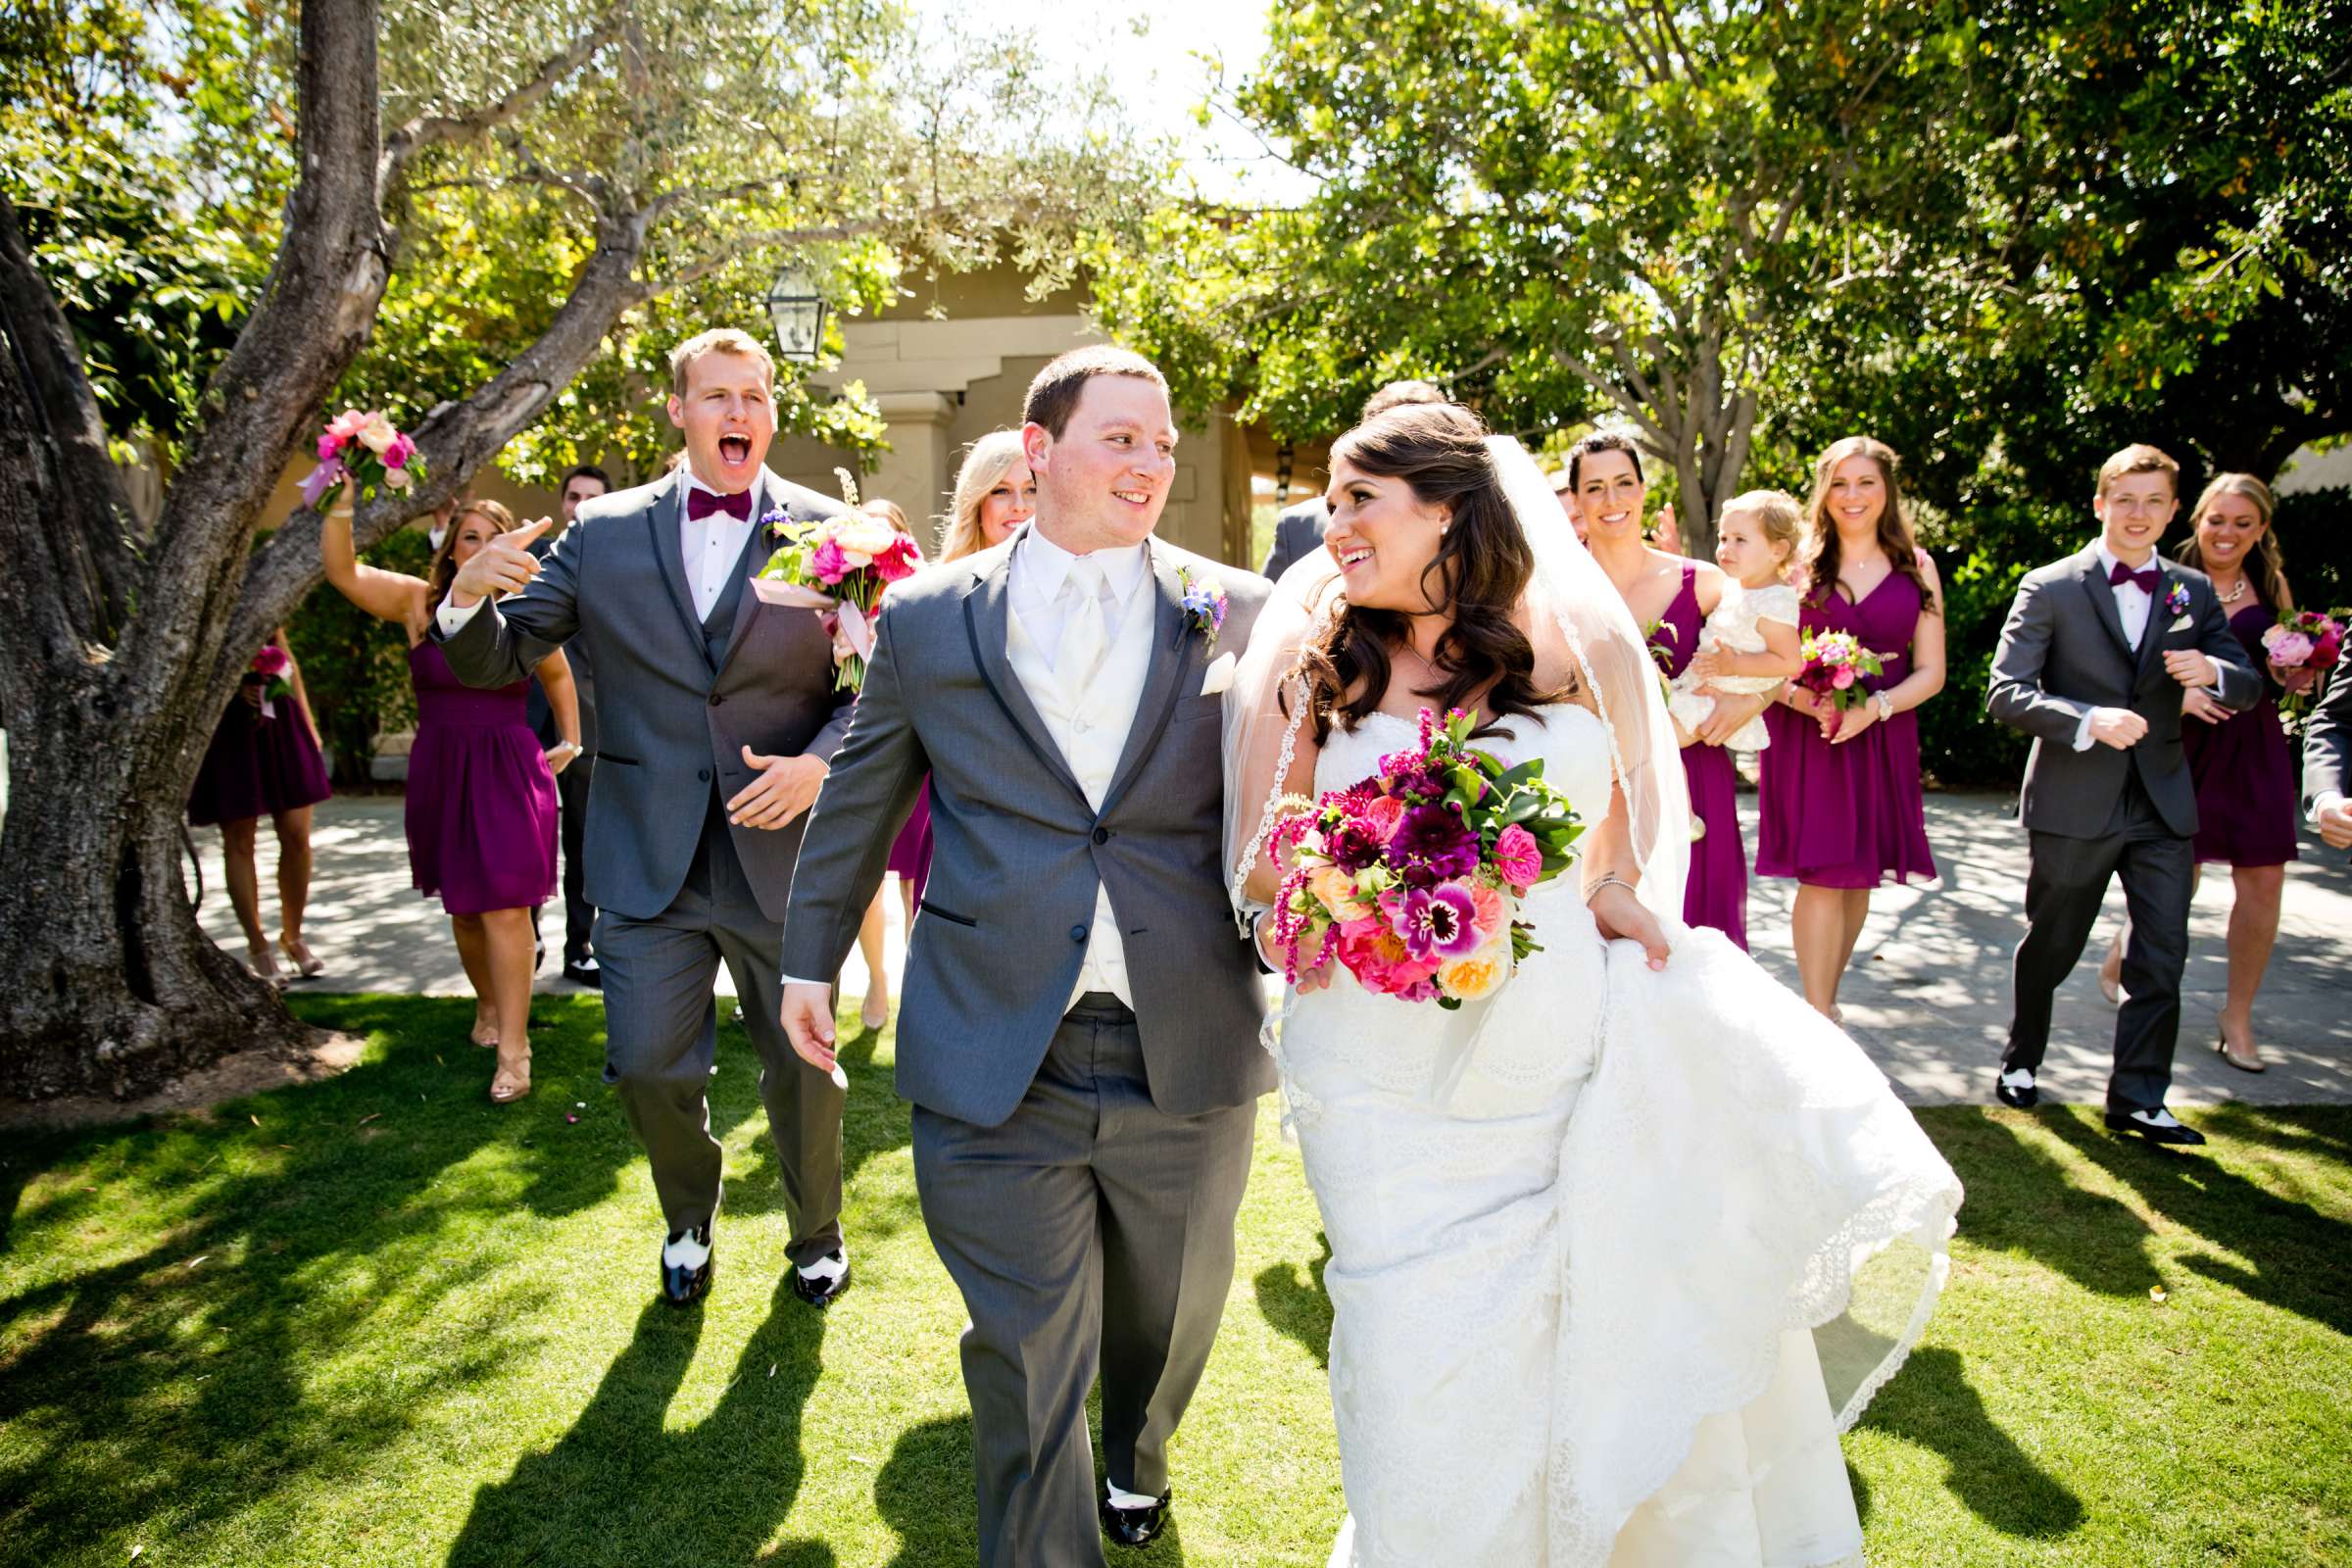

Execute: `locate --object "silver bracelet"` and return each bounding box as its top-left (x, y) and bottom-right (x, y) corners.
top-left (1586, 874), bottom-right (1637, 904)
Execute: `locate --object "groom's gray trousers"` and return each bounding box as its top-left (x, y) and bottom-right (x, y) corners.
top-left (915, 995), bottom-right (1253, 1568)
top-left (599, 787), bottom-right (845, 1265)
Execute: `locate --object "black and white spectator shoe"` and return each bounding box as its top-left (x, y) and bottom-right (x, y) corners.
top-left (1101, 1482), bottom-right (1170, 1547)
top-left (793, 1249), bottom-right (851, 1308)
top-left (2103, 1106), bottom-right (2206, 1147)
top-left (661, 1223), bottom-right (713, 1306)
top-left (1993, 1068), bottom-right (2038, 1109)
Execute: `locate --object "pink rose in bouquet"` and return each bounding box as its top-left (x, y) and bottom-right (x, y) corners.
top-left (303, 408), bottom-right (424, 508)
top-left (1794, 629), bottom-right (1886, 710)
top-left (2262, 609), bottom-right (2347, 726)
top-left (1267, 708), bottom-right (1586, 1009)
top-left (750, 507), bottom-right (928, 692)
top-left (248, 645), bottom-right (293, 720)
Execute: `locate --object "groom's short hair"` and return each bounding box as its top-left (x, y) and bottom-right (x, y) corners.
top-left (669, 327), bottom-right (776, 396)
top-left (1024, 346), bottom-right (1168, 439)
top-left (2095, 443), bottom-right (2180, 499)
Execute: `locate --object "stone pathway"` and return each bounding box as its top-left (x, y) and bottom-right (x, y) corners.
top-left (193, 792), bottom-right (2352, 1106)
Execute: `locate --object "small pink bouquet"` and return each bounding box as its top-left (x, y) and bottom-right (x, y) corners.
top-left (1266, 708), bottom-right (1585, 1008)
top-left (248, 644), bottom-right (292, 720)
top-left (1794, 629), bottom-right (1886, 710)
top-left (301, 409), bottom-right (422, 508)
top-left (749, 509), bottom-right (924, 691)
top-left (2262, 609), bottom-right (2345, 724)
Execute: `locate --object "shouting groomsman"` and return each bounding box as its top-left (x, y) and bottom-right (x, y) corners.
top-left (437, 328), bottom-right (856, 1308)
top-left (1987, 444), bottom-right (2259, 1145)
top-left (527, 464), bottom-right (612, 986)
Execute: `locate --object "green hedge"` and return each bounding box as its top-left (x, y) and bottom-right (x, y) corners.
top-left (282, 529), bottom-right (432, 786)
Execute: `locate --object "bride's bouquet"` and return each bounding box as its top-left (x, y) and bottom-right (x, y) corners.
top-left (1793, 629), bottom-right (1885, 710)
top-left (1267, 708), bottom-right (1583, 1007)
top-left (749, 507), bottom-right (923, 692)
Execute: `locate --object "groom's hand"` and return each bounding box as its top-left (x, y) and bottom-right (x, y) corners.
top-left (781, 982), bottom-right (838, 1071)
top-left (728, 747), bottom-right (827, 828)
top-left (447, 516), bottom-right (552, 608)
top-left (2085, 707), bottom-right (2148, 750)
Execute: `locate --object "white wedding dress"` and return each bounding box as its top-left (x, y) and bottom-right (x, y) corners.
top-left (1272, 705), bottom-right (1960, 1568)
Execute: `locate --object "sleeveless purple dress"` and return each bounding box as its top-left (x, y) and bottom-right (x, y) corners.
top-left (404, 640), bottom-right (557, 915)
top-left (2184, 602), bottom-right (2298, 867)
top-left (886, 779), bottom-right (934, 901)
top-left (1757, 566), bottom-right (1937, 888)
top-left (1650, 564), bottom-right (1749, 949)
top-left (187, 646), bottom-right (333, 828)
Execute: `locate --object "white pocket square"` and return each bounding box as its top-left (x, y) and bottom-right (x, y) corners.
top-left (2169, 614), bottom-right (2193, 632)
top-left (1200, 651), bottom-right (1237, 697)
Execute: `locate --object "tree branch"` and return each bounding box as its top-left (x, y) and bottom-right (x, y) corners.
top-left (0, 189), bottom-right (139, 661)
top-left (378, 19), bottom-right (620, 200)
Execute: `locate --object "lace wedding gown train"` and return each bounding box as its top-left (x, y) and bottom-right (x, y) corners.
top-left (1273, 707), bottom-right (1961, 1568)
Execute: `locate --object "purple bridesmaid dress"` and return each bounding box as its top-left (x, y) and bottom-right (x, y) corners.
top-left (187, 645), bottom-right (333, 828)
top-left (886, 778), bottom-right (935, 903)
top-left (1650, 563), bottom-right (1749, 949)
top-left (2184, 602), bottom-right (2298, 867)
top-left (1756, 566), bottom-right (1937, 888)
top-left (403, 640), bottom-right (558, 915)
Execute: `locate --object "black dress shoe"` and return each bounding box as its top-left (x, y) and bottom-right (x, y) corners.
top-left (662, 1225), bottom-right (713, 1306)
top-left (1994, 1070), bottom-right (2038, 1109)
top-left (1101, 1486), bottom-right (1170, 1548)
top-left (564, 956), bottom-right (602, 988)
top-left (2104, 1107), bottom-right (2207, 1147)
top-left (791, 1251), bottom-right (852, 1308)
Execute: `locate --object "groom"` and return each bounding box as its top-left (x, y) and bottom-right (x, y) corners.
top-left (437, 327), bottom-right (856, 1308)
top-left (1986, 443), bottom-right (2258, 1145)
top-left (780, 346), bottom-right (1274, 1564)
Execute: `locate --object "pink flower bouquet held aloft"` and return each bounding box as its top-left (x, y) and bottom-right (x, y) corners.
top-left (2262, 608), bottom-right (2346, 726)
top-left (301, 409), bottom-right (422, 509)
top-left (1793, 629), bottom-right (1886, 710)
top-left (1267, 708), bottom-right (1585, 1008)
top-left (749, 509), bottom-right (924, 691)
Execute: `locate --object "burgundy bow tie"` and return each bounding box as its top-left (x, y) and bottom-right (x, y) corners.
top-left (687, 487), bottom-right (753, 522)
top-left (2108, 561), bottom-right (2160, 594)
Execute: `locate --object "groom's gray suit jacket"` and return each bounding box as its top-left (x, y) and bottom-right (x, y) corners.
top-left (781, 532), bottom-right (1278, 1127)
top-left (435, 466), bottom-right (855, 922)
top-left (1986, 544), bottom-right (2257, 839)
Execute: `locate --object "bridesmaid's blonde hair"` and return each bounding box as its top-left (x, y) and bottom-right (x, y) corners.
top-left (938, 431), bottom-right (1030, 563)
top-left (2177, 473), bottom-right (2291, 613)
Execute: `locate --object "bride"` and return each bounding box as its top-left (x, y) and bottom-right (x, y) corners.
top-left (1224, 402), bottom-right (1962, 1567)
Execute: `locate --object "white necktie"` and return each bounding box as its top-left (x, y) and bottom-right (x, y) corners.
top-left (1058, 558), bottom-right (1109, 689)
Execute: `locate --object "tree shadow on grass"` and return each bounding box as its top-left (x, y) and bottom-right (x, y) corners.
top-left (1253, 1232), bottom-right (1334, 1369)
top-left (1853, 1346), bottom-right (2084, 1539)
top-left (0, 995), bottom-right (638, 1568)
top-left (443, 1276), bottom-right (831, 1568)
top-left (2037, 1105), bottom-right (2352, 1341)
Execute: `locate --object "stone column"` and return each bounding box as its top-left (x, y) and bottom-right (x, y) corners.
top-left (868, 391), bottom-right (957, 531)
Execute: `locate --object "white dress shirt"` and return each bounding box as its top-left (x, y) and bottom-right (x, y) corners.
top-left (435, 470), bottom-right (760, 638)
top-left (1004, 529), bottom-right (1152, 1010)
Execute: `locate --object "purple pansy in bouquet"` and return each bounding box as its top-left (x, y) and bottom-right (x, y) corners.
top-left (1266, 708), bottom-right (1584, 1008)
top-left (1793, 629), bottom-right (1886, 710)
top-left (301, 409), bottom-right (422, 509)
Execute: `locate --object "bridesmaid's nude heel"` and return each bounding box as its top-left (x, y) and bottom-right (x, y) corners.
top-left (489, 1048), bottom-right (533, 1104)
top-left (2216, 1033), bottom-right (2267, 1074)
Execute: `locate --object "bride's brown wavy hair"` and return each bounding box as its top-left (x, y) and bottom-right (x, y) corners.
top-left (1294, 402), bottom-right (1570, 744)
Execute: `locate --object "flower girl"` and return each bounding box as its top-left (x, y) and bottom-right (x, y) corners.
top-left (1672, 489), bottom-right (1804, 750)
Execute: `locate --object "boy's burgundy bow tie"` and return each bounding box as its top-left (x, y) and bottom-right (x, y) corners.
top-left (2107, 561), bottom-right (2160, 594)
top-left (687, 488), bottom-right (753, 522)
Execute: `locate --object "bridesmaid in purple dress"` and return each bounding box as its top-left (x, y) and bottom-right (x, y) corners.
top-left (2097, 474), bottom-right (2304, 1073)
top-left (322, 495), bottom-right (575, 1103)
top-left (1757, 437), bottom-right (1945, 1018)
top-left (1566, 430), bottom-right (1767, 947)
top-left (188, 628), bottom-right (333, 982)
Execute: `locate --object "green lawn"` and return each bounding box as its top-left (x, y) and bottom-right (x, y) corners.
top-left (2, 995), bottom-right (2347, 1566)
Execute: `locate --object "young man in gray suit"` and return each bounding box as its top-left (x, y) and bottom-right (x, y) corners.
top-left (1987, 444), bottom-right (2260, 1145)
top-left (781, 347), bottom-right (1274, 1564)
top-left (437, 329), bottom-right (856, 1308)
top-left (1258, 379), bottom-right (1446, 580)
top-left (2306, 656), bottom-right (2352, 851)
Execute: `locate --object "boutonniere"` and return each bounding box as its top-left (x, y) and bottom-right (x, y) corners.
top-left (2165, 580), bottom-right (2192, 619)
top-left (1178, 565), bottom-right (1228, 650)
